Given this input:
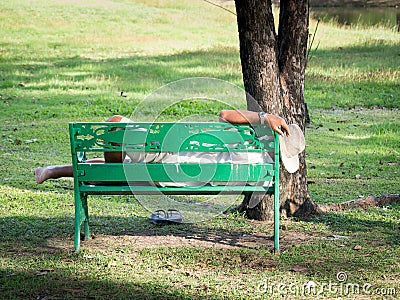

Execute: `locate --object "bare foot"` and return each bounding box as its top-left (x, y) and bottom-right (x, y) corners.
top-left (34, 167), bottom-right (49, 184)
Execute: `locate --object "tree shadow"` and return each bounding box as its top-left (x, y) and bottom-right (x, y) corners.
top-left (0, 267), bottom-right (214, 300)
top-left (0, 213), bottom-right (277, 299)
top-left (305, 42), bottom-right (399, 108)
top-left (0, 214), bottom-right (275, 251)
top-left (1, 202), bottom-right (399, 299)
top-left (0, 47), bottom-right (242, 94)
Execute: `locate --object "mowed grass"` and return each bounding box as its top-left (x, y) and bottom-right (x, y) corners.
top-left (0, 0), bottom-right (399, 299)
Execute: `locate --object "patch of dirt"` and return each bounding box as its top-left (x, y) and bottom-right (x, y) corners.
top-left (46, 221), bottom-right (319, 253)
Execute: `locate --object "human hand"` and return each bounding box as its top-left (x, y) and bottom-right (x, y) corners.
top-left (265, 114), bottom-right (290, 136)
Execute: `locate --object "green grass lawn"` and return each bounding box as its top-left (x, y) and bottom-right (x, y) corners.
top-left (0, 0), bottom-right (399, 299)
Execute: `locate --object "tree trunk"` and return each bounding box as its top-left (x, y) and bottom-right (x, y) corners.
top-left (235, 0), bottom-right (318, 219)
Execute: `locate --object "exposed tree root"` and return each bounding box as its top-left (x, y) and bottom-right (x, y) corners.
top-left (316, 194), bottom-right (400, 213)
top-left (237, 194), bottom-right (399, 220)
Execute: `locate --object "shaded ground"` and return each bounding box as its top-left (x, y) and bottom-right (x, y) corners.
top-left (43, 220), bottom-right (320, 253)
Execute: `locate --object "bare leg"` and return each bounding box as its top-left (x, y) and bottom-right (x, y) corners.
top-left (34, 158), bottom-right (105, 184)
top-left (34, 165), bottom-right (72, 184)
top-left (35, 115), bottom-right (129, 184)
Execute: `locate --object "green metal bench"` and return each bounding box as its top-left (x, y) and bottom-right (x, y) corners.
top-left (69, 122), bottom-right (280, 251)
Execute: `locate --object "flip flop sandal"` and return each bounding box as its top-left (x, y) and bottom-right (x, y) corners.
top-left (148, 209), bottom-right (183, 225)
top-left (148, 209), bottom-right (168, 225)
top-left (166, 209), bottom-right (183, 223)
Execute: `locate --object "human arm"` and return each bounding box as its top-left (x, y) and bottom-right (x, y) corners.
top-left (219, 109), bottom-right (290, 136)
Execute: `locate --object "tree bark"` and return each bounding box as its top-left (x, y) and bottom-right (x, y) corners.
top-left (235, 0), bottom-right (318, 219)
top-left (277, 0), bottom-right (317, 217)
top-left (235, 0), bottom-right (281, 115)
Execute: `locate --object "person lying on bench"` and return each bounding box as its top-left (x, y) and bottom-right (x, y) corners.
top-left (34, 109), bottom-right (290, 184)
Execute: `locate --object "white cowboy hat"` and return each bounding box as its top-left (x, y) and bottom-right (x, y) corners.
top-left (279, 124), bottom-right (305, 173)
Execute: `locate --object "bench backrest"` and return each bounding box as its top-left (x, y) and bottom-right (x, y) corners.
top-left (69, 122), bottom-right (279, 187)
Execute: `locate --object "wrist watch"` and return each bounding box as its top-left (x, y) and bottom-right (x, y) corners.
top-left (258, 112), bottom-right (267, 124)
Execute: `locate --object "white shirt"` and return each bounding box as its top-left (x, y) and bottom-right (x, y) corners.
top-left (125, 151), bottom-right (273, 187)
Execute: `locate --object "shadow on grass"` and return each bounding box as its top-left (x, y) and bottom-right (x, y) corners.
top-left (1, 43), bottom-right (399, 118)
top-left (0, 268), bottom-right (211, 300)
top-left (0, 214), bottom-right (275, 300)
top-left (310, 206), bottom-right (399, 244)
top-left (306, 42), bottom-right (399, 108)
top-left (0, 214), bottom-right (275, 251)
top-left (0, 200), bottom-right (398, 252)
top-left (1, 203), bottom-right (399, 299)
top-left (0, 47), bottom-right (242, 93)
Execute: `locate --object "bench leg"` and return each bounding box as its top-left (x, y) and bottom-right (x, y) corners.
top-left (274, 177), bottom-right (280, 254)
top-left (273, 183), bottom-right (280, 254)
top-left (273, 202), bottom-right (280, 254)
top-left (82, 194), bottom-right (91, 241)
top-left (74, 192), bottom-right (82, 251)
top-left (74, 192), bottom-right (91, 251)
